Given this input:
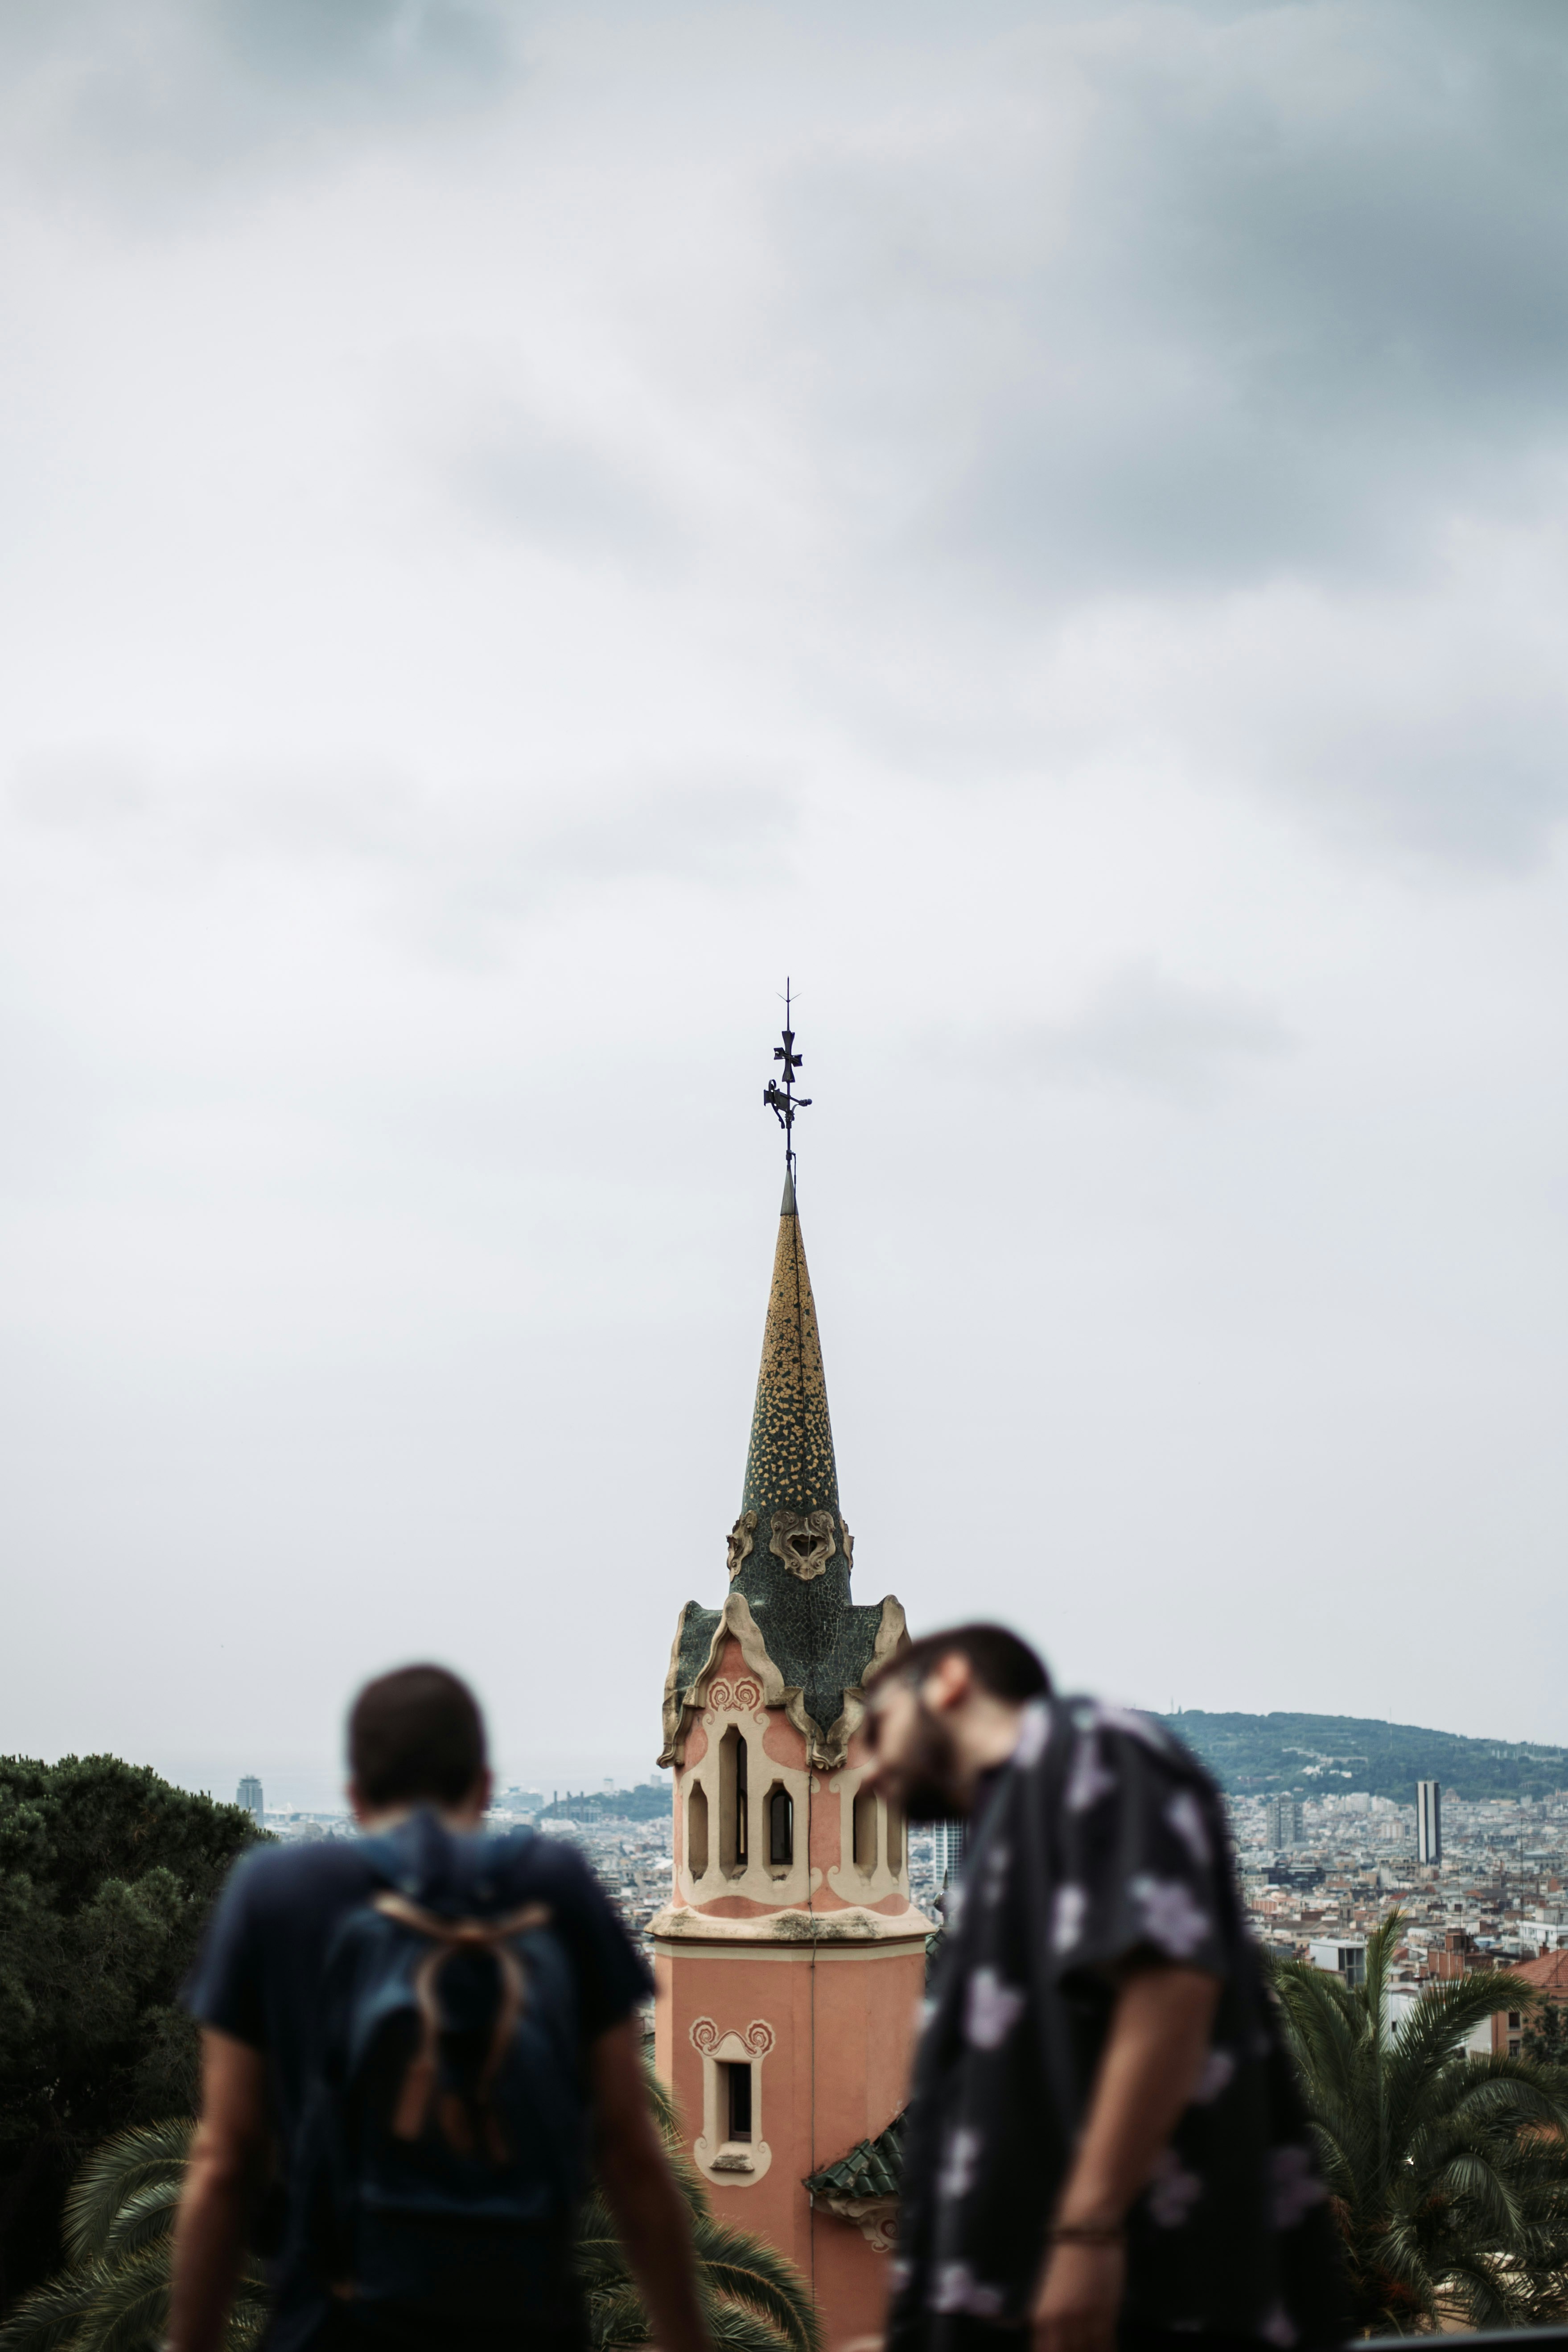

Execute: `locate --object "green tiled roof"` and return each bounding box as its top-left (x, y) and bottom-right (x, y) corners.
top-left (804, 2113), bottom-right (904, 2201)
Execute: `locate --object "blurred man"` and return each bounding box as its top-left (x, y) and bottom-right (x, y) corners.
top-left (863, 1626), bottom-right (1343, 2352)
top-left (172, 1664), bottom-right (709, 2352)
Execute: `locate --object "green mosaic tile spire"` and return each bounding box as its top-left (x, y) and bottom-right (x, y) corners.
top-left (663, 1165), bottom-right (898, 1761)
top-left (741, 1166), bottom-right (841, 1525)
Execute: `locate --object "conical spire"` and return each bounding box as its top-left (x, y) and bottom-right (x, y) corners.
top-left (741, 1169), bottom-right (841, 1530)
top-left (659, 1157), bottom-right (908, 1771)
top-left (657, 1007), bottom-right (910, 1772)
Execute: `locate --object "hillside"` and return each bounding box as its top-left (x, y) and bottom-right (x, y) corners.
top-left (1155, 1711), bottom-right (1568, 1804)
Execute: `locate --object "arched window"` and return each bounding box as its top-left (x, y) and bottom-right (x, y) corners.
top-left (767, 1784), bottom-right (794, 1868)
top-left (687, 1781), bottom-right (709, 1879)
top-left (885, 1800), bottom-right (904, 1874)
top-left (720, 1727), bottom-right (749, 1873)
top-left (852, 1785), bottom-right (877, 1872)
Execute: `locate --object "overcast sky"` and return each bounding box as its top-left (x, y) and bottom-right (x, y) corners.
top-left (3, 0), bottom-right (1566, 1803)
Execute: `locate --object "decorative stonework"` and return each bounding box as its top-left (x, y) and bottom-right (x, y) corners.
top-left (690, 2016), bottom-right (775, 2056)
top-left (770, 1507), bottom-right (836, 1582)
top-left (726, 1510), bottom-right (758, 1579)
top-left (689, 2017), bottom-right (777, 2187)
top-left (823, 2196), bottom-right (898, 2251)
top-left (840, 1518), bottom-right (853, 1571)
top-left (705, 1676), bottom-right (763, 1717)
top-left (658, 1590), bottom-right (911, 1772)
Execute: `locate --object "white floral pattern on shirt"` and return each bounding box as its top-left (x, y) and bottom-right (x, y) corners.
top-left (1165, 1788), bottom-right (1211, 1867)
top-left (981, 1840), bottom-right (1011, 1907)
top-left (964, 1966), bottom-right (1027, 2050)
top-left (938, 2126), bottom-right (984, 2203)
top-left (1129, 1873), bottom-right (1212, 1959)
top-left (1269, 2144), bottom-right (1328, 2229)
top-left (1192, 2047), bottom-right (1236, 2105)
top-left (1146, 2147), bottom-right (1204, 2228)
top-left (930, 2263), bottom-right (1005, 2317)
top-left (1013, 1703), bottom-right (1051, 1768)
top-left (1066, 1735), bottom-right (1117, 1814)
top-left (1052, 1882), bottom-right (1088, 1954)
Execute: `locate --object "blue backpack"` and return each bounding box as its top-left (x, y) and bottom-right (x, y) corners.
top-left (301, 1814), bottom-right (589, 2334)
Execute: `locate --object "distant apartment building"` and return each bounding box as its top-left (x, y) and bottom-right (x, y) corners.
top-left (1268, 1794), bottom-right (1305, 1848)
top-left (931, 1820), bottom-right (969, 1884)
top-left (1417, 1780), bottom-right (1442, 1865)
top-left (1309, 1937), bottom-right (1367, 1986)
top-left (236, 1776), bottom-right (263, 1826)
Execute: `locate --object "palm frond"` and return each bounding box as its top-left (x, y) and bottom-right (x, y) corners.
top-left (103, 2183), bottom-right (182, 2261)
top-left (699, 2284), bottom-right (806, 2352)
top-left (0, 2262), bottom-right (101, 2352)
top-left (62, 2120), bottom-right (192, 2264)
top-left (689, 2222), bottom-right (822, 2352)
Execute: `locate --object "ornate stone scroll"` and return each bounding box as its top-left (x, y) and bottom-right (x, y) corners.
top-left (726, 1510), bottom-right (758, 1579)
top-left (689, 2016), bottom-right (775, 2055)
top-left (769, 1508), bottom-right (836, 1582)
top-left (705, 1676), bottom-right (763, 1717)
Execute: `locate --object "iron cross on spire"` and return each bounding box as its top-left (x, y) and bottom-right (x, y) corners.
top-left (762, 980), bottom-right (812, 1176)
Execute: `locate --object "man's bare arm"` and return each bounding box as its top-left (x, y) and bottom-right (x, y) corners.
top-left (167, 2029), bottom-right (269, 2352)
top-left (593, 2020), bottom-right (710, 2352)
top-left (1032, 1961), bottom-right (1221, 2352)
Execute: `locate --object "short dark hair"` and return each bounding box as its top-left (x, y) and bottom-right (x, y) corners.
top-left (348, 1664), bottom-right (488, 1808)
top-left (867, 1621), bottom-right (1050, 1703)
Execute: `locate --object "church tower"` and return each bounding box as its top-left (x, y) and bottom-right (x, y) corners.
top-left (653, 1020), bottom-right (929, 2348)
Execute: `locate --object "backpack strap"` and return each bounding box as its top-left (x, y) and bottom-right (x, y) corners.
top-left (370, 1894), bottom-right (553, 2154)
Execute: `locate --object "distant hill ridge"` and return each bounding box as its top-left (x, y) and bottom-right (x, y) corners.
top-left (1153, 1711), bottom-right (1568, 1804)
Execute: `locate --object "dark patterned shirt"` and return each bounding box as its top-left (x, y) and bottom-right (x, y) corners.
top-left (888, 1699), bottom-right (1346, 2352)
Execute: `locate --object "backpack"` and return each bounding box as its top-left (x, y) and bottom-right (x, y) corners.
top-left (300, 1813), bottom-right (590, 2336)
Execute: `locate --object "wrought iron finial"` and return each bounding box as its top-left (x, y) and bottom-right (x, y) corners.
top-left (763, 979), bottom-right (812, 1178)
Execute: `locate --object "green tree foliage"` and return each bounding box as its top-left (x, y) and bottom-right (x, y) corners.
top-left (1272, 1910), bottom-right (1568, 2330)
top-left (0, 1757), bottom-right (259, 2313)
top-left (1522, 2000), bottom-right (1568, 2069)
top-left (0, 2068), bottom-right (822, 2352)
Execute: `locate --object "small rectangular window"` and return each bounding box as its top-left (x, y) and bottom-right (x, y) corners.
top-left (725, 2061), bottom-right (753, 2142)
top-left (852, 1786), bottom-right (877, 1871)
top-left (769, 1785), bottom-right (794, 1866)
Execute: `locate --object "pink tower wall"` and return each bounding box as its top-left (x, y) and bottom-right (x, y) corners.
top-left (653, 1638), bottom-right (929, 2350)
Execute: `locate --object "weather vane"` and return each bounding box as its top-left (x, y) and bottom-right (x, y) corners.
top-left (763, 980), bottom-right (811, 1179)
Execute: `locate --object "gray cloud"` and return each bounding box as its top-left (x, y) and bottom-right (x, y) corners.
top-left (1013, 964), bottom-right (1292, 1104)
top-left (6, 753), bottom-right (794, 921)
top-left (448, 409), bottom-right (680, 562)
top-left (779, 1), bottom-right (1568, 596)
top-left (0, 0), bottom-right (519, 203)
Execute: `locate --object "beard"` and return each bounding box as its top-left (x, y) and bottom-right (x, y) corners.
top-left (889, 1699), bottom-right (968, 1823)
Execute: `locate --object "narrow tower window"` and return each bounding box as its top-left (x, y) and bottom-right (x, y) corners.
top-left (720, 1727), bottom-right (749, 1873)
top-left (687, 1781), bottom-right (709, 1879)
top-left (852, 1785), bottom-right (877, 1872)
top-left (885, 1801), bottom-right (904, 1874)
top-left (724, 2061), bottom-right (753, 2143)
top-left (768, 1784), bottom-right (794, 1867)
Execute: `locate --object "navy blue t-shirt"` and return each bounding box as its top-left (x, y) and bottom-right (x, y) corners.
top-left (184, 1824), bottom-right (652, 2349)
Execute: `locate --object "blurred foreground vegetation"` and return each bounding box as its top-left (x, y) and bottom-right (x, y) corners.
top-left (0, 1757), bottom-right (258, 2314)
top-left (0, 2071), bottom-right (819, 2352)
